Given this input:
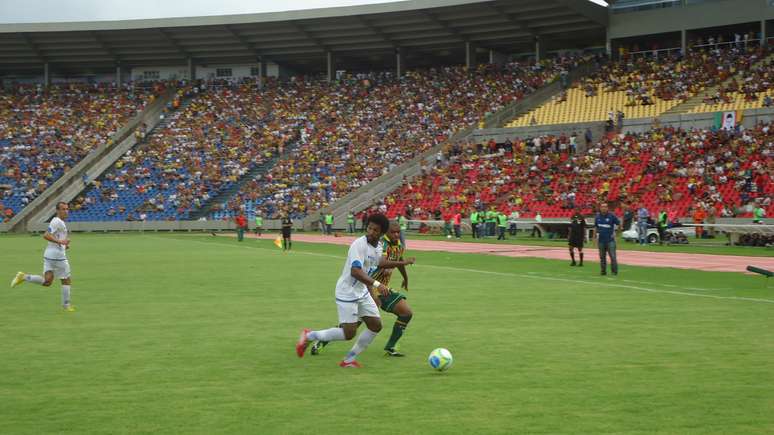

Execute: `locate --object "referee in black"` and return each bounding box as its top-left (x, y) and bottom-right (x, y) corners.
top-left (568, 207), bottom-right (586, 266)
top-left (281, 213), bottom-right (293, 251)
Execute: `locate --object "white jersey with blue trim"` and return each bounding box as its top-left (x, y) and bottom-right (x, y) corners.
top-left (44, 217), bottom-right (68, 260)
top-left (335, 235), bottom-right (382, 301)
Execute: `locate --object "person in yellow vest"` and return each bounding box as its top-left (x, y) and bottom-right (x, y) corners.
top-left (497, 211), bottom-right (507, 240)
top-left (347, 211), bottom-right (355, 233)
top-left (470, 209), bottom-right (480, 239)
top-left (325, 213), bottom-right (334, 235)
top-left (398, 214), bottom-right (408, 247)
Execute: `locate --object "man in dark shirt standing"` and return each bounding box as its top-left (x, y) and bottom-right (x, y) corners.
top-left (281, 213), bottom-right (293, 251)
top-left (595, 202), bottom-right (620, 276)
top-left (568, 208), bottom-right (586, 266)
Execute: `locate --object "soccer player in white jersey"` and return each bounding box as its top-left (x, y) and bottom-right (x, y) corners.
top-left (10, 202), bottom-right (75, 312)
top-left (295, 213), bottom-right (415, 368)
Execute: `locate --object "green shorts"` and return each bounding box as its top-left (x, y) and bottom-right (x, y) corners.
top-left (378, 290), bottom-right (407, 313)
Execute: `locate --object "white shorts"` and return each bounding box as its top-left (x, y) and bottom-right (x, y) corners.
top-left (43, 258), bottom-right (71, 279)
top-left (336, 294), bottom-right (380, 325)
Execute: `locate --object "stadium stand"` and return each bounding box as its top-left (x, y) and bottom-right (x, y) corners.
top-left (0, 83), bottom-right (155, 221)
top-left (383, 123), bottom-right (774, 221)
top-left (66, 79), bottom-right (300, 221)
top-left (507, 45), bottom-right (767, 127)
top-left (208, 58), bottom-right (581, 221)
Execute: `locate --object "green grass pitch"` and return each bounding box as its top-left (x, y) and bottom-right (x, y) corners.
top-left (1, 233), bottom-right (773, 434)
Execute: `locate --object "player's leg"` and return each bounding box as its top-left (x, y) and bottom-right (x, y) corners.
top-left (61, 277), bottom-right (74, 312)
top-left (11, 271), bottom-right (46, 287)
top-left (598, 242), bottom-right (608, 275)
top-left (609, 240), bottom-right (618, 275)
top-left (341, 297), bottom-right (382, 367)
top-left (312, 319), bottom-right (366, 355)
top-left (297, 302), bottom-right (359, 358)
top-left (384, 298), bottom-right (412, 356)
top-left (569, 246), bottom-right (576, 266)
top-left (57, 260), bottom-right (74, 311)
top-left (578, 247), bottom-right (584, 266)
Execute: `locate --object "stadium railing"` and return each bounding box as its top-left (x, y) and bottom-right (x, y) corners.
top-left (622, 106), bottom-right (774, 133)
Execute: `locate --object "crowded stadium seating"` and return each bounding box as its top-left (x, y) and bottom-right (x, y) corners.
top-left (67, 79), bottom-right (299, 221)
top-left (205, 59), bottom-right (581, 221)
top-left (65, 58), bottom-right (579, 222)
top-left (689, 52), bottom-right (774, 113)
top-left (508, 45), bottom-right (767, 127)
top-left (0, 83), bottom-right (156, 222)
top-left (383, 123), bottom-right (774, 221)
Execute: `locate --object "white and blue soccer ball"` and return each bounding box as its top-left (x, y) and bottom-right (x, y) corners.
top-left (428, 348), bottom-right (453, 371)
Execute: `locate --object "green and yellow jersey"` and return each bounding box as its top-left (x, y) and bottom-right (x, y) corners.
top-left (370, 235), bottom-right (404, 286)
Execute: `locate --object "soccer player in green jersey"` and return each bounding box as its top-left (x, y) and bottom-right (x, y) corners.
top-left (311, 221), bottom-right (416, 357)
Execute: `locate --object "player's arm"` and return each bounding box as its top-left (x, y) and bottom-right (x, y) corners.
top-left (350, 265), bottom-right (390, 297)
top-left (379, 257), bottom-right (415, 268)
top-left (43, 224), bottom-right (68, 247)
top-left (397, 262), bottom-right (409, 291)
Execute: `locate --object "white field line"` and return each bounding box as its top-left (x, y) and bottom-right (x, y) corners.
top-left (151, 235), bottom-right (774, 305)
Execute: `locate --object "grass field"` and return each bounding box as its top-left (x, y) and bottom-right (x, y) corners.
top-left (1, 233), bottom-right (773, 434)
top-left (409, 232), bottom-right (774, 257)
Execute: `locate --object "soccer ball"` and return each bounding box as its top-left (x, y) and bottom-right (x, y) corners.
top-left (446, 234), bottom-right (452, 239)
top-left (428, 348), bottom-right (453, 371)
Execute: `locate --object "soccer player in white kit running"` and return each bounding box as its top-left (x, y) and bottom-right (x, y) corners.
top-left (295, 213), bottom-right (415, 368)
top-left (10, 201), bottom-right (75, 312)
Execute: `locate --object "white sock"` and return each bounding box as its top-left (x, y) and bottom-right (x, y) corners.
top-left (26, 275), bottom-right (45, 285)
top-left (308, 327), bottom-right (345, 342)
top-left (343, 329), bottom-right (378, 363)
top-left (61, 285), bottom-right (71, 307)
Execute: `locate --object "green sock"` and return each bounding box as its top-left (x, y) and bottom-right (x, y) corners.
top-left (385, 314), bottom-right (412, 350)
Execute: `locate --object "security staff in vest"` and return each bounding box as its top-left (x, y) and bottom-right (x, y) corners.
top-left (325, 213), bottom-right (334, 235)
top-left (595, 202), bottom-right (620, 276)
top-left (470, 209), bottom-right (480, 239)
top-left (657, 210), bottom-right (668, 245)
top-left (497, 211), bottom-right (507, 240)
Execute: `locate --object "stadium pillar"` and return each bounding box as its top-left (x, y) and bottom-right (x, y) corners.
top-left (187, 57), bottom-right (195, 81)
top-left (762, 20), bottom-right (767, 46)
top-left (116, 65), bottom-right (122, 84)
top-left (396, 48), bottom-right (404, 77)
top-left (465, 42), bottom-right (476, 69)
top-left (534, 37), bottom-right (546, 62)
top-left (681, 30), bottom-right (687, 54)
top-left (43, 62), bottom-right (50, 88)
top-left (256, 60), bottom-right (265, 89)
top-left (326, 51), bottom-right (334, 82)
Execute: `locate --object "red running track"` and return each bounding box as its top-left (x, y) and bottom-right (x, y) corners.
top-left (240, 233), bottom-right (774, 273)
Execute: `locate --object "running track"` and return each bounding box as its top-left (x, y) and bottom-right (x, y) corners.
top-left (239, 233), bottom-right (774, 273)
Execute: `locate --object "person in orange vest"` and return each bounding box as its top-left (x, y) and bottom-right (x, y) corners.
top-left (453, 211), bottom-right (462, 239)
top-left (235, 212), bottom-right (247, 242)
top-left (692, 205), bottom-right (706, 239)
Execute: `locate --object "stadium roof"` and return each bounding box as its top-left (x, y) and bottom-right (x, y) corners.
top-left (0, 0), bottom-right (608, 76)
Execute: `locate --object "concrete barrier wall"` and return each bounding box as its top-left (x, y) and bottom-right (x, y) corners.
top-left (622, 107), bottom-right (774, 133)
top-left (9, 216), bottom-right (763, 234)
top-left (23, 219), bottom-right (302, 233)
